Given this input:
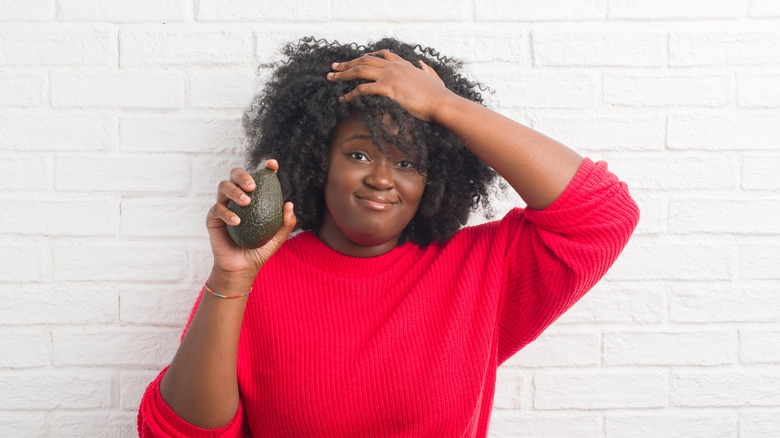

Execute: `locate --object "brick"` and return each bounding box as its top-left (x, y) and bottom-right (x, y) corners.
top-left (333, 0), bottom-right (469, 21)
top-left (488, 411), bottom-right (600, 437)
top-left (627, 194), bottom-right (665, 236)
top-left (534, 370), bottom-right (667, 409)
top-left (0, 74), bottom-right (45, 107)
top-left (254, 29), bottom-right (401, 63)
top-left (191, 155), bottom-right (248, 195)
top-left (605, 413), bottom-right (736, 438)
top-left (668, 114), bottom-right (780, 150)
top-left (556, 281), bottom-right (665, 324)
top-left (468, 66), bottom-right (597, 108)
top-left (51, 413), bottom-right (137, 438)
top-left (0, 414), bottom-right (46, 438)
top-left (198, 0), bottom-right (330, 21)
top-left (0, 239), bottom-right (47, 281)
top-left (750, 0), bottom-right (780, 17)
top-left (672, 370), bottom-right (780, 407)
top-left (671, 199), bottom-right (780, 234)
top-left (670, 31), bottom-right (780, 66)
top-left (475, 0), bottom-right (605, 21)
top-left (189, 245), bottom-right (217, 280)
top-left (0, 153), bottom-right (48, 191)
top-left (533, 29), bottom-right (665, 67)
top-left (601, 152), bottom-right (737, 190)
top-left (609, 0), bottom-right (742, 19)
top-left (603, 329), bottom-right (735, 366)
top-left (0, 25), bottom-right (115, 66)
top-left (0, 284), bottom-right (117, 324)
top-left (603, 73), bottom-right (732, 107)
top-left (606, 238), bottom-right (732, 280)
top-left (120, 27), bottom-right (253, 67)
top-left (59, 0), bottom-right (192, 22)
top-left (0, 371), bottom-right (112, 409)
top-left (741, 245), bottom-right (780, 280)
top-left (533, 115), bottom-right (664, 151)
top-left (741, 412), bottom-right (780, 438)
top-left (120, 114), bottom-right (244, 153)
top-left (119, 283), bottom-right (197, 326)
top-left (120, 370), bottom-right (162, 410)
top-left (0, 111), bottom-right (117, 151)
top-left (189, 70), bottom-right (262, 108)
top-left (741, 330), bottom-right (780, 364)
top-left (51, 71), bottom-right (184, 109)
top-left (744, 153), bottom-right (780, 189)
top-left (395, 25), bottom-right (527, 63)
top-left (0, 330), bottom-right (49, 368)
top-left (55, 153), bottom-right (190, 194)
top-left (670, 284), bottom-right (780, 323)
top-left (503, 329), bottom-right (600, 368)
top-left (53, 327), bottom-right (179, 367)
top-left (0, 0), bottom-right (52, 21)
top-left (52, 240), bottom-right (188, 282)
top-left (492, 368), bottom-right (524, 409)
top-left (739, 73), bottom-right (780, 107)
top-left (120, 197), bottom-right (210, 238)
top-left (0, 197), bottom-right (119, 236)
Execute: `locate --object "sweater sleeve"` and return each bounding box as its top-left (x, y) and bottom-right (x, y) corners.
top-left (137, 291), bottom-right (248, 438)
top-left (496, 158), bottom-right (639, 364)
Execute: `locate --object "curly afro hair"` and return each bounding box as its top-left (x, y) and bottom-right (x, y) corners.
top-left (242, 36), bottom-right (498, 247)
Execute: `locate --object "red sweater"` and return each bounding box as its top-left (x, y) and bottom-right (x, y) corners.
top-left (138, 158), bottom-right (639, 437)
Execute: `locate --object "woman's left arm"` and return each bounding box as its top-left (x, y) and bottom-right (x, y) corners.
top-left (328, 49), bottom-right (583, 210)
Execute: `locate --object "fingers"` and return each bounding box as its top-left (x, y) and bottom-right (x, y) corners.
top-left (327, 64), bottom-right (383, 83)
top-left (330, 51), bottom-right (391, 72)
top-left (340, 82), bottom-right (384, 103)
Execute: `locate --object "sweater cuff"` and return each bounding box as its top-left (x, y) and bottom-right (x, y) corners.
top-left (141, 367), bottom-right (244, 438)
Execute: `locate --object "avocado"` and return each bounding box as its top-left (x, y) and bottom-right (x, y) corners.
top-left (226, 167), bottom-right (284, 249)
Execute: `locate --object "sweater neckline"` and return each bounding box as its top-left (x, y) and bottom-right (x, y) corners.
top-left (291, 232), bottom-right (420, 276)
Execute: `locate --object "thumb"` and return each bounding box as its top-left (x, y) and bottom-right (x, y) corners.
top-left (418, 60), bottom-right (439, 77)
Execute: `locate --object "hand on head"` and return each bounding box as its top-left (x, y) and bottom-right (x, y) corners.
top-left (326, 49), bottom-right (454, 123)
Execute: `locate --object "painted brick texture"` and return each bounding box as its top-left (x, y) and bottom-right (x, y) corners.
top-left (1, 2), bottom-right (779, 437)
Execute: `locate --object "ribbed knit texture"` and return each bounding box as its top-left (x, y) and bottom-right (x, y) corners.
top-left (138, 158), bottom-right (640, 438)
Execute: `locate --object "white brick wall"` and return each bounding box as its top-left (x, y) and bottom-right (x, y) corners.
top-left (1, 2), bottom-right (779, 437)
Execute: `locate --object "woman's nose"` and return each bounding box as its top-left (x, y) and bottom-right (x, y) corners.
top-left (364, 159), bottom-right (394, 190)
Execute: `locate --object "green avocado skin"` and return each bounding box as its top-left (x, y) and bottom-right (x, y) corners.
top-left (226, 168), bottom-right (284, 249)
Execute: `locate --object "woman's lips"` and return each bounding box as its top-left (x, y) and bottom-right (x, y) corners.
top-left (356, 195), bottom-right (397, 211)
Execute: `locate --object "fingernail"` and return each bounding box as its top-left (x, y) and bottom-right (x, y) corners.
top-left (327, 72), bottom-right (334, 79)
top-left (240, 194), bottom-right (250, 203)
top-left (245, 180), bottom-right (255, 188)
top-left (231, 216), bottom-right (240, 224)
top-left (332, 62), bottom-right (339, 68)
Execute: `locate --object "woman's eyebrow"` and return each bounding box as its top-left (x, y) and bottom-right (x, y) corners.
top-left (341, 134), bottom-right (373, 145)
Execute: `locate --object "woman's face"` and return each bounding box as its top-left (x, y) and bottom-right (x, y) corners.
top-left (318, 110), bottom-right (425, 257)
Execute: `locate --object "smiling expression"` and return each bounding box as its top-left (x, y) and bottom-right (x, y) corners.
top-left (317, 110), bottom-right (426, 257)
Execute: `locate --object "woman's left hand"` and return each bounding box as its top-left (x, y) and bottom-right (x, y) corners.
top-left (327, 49), bottom-right (455, 123)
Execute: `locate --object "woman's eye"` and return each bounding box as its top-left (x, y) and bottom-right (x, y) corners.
top-left (397, 160), bottom-right (416, 169)
top-left (347, 152), bottom-right (368, 161)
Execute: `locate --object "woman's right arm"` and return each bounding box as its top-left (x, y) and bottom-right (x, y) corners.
top-left (156, 160), bottom-right (296, 429)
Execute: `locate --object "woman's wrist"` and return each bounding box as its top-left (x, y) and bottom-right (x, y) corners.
top-left (207, 266), bottom-right (256, 298)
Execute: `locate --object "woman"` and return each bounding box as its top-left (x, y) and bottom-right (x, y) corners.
top-left (138, 37), bottom-right (639, 437)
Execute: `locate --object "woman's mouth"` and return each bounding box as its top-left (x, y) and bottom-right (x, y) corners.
top-left (355, 195), bottom-right (397, 211)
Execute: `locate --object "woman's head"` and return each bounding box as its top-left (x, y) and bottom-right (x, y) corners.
top-left (243, 36), bottom-right (497, 247)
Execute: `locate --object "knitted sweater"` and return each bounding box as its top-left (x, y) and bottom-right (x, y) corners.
top-left (138, 158), bottom-right (639, 437)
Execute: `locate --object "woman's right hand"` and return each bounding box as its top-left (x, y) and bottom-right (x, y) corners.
top-left (205, 159), bottom-right (296, 282)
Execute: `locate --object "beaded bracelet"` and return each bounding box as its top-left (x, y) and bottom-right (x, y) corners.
top-left (204, 282), bottom-right (251, 299)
